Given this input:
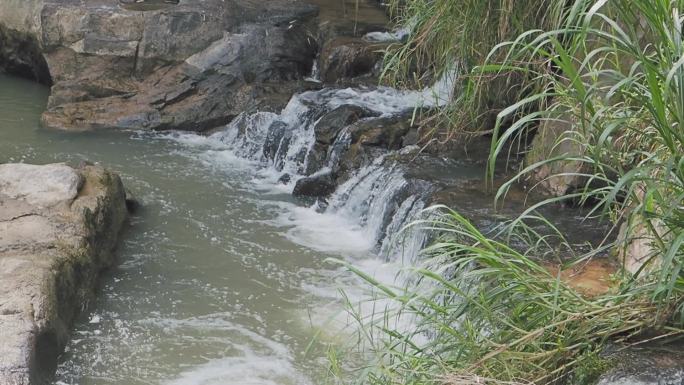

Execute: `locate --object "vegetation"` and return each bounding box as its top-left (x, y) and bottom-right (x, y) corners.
top-left (332, 0), bottom-right (684, 384)
top-left (380, 0), bottom-right (566, 135)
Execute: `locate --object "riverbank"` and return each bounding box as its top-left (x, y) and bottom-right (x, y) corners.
top-left (0, 163), bottom-right (127, 384)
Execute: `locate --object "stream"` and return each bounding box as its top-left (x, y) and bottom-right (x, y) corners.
top-left (0, 70), bottom-right (452, 385)
top-left (0, 38), bottom-right (606, 381)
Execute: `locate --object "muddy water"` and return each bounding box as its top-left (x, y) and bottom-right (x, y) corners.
top-left (0, 74), bottom-right (382, 385)
top-left (0, 3), bottom-right (600, 381)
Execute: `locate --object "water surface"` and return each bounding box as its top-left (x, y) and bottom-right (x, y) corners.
top-left (0, 74), bottom-right (372, 385)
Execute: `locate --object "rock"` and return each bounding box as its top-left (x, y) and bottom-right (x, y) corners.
top-left (293, 171), bottom-right (337, 198)
top-left (314, 104), bottom-right (377, 145)
top-left (0, 163), bottom-right (128, 385)
top-left (0, 0), bottom-right (319, 131)
top-left (348, 114), bottom-right (413, 150)
top-left (319, 37), bottom-right (386, 83)
top-left (402, 128), bottom-right (420, 147)
top-left (263, 121), bottom-right (290, 162)
top-left (124, 188), bottom-right (141, 213)
top-left (0, 164), bottom-right (82, 207)
top-left (524, 112), bottom-right (587, 197)
top-left (615, 185), bottom-right (668, 275)
top-left (0, 26), bottom-right (51, 84)
top-left (597, 345), bottom-right (684, 385)
top-left (277, 173), bottom-right (291, 185)
top-left (303, 104), bottom-right (378, 175)
top-left (336, 142), bottom-right (387, 180)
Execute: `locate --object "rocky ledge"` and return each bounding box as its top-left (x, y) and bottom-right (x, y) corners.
top-left (0, 0), bottom-right (319, 132)
top-left (0, 163), bottom-right (128, 385)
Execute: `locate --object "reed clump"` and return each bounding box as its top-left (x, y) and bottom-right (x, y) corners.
top-left (331, 1), bottom-right (684, 384)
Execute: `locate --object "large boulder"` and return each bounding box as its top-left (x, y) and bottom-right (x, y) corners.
top-left (523, 112), bottom-right (587, 197)
top-left (0, 163), bottom-right (128, 385)
top-left (0, 0), bottom-right (319, 131)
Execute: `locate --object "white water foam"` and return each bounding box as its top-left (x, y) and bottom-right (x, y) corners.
top-left (147, 314), bottom-right (312, 385)
top-left (158, 70), bottom-right (455, 260)
top-left (165, 355), bottom-right (310, 385)
top-left (157, 76), bottom-right (454, 343)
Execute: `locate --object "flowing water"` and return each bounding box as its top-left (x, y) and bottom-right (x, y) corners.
top-left (0, 71), bottom-right (463, 385)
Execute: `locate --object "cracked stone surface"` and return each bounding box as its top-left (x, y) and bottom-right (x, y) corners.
top-left (0, 163), bottom-right (127, 385)
top-left (0, 0), bottom-right (319, 132)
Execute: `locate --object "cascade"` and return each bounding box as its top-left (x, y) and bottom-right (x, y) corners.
top-left (200, 71), bottom-right (457, 262)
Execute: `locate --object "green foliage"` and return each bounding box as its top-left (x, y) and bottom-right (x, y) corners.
top-left (570, 351), bottom-right (614, 385)
top-left (330, 208), bottom-right (677, 385)
top-left (381, 0), bottom-right (567, 134)
top-left (486, 0), bottom-right (684, 312)
top-left (331, 1), bottom-right (684, 384)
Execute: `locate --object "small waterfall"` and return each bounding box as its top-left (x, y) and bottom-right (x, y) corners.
top-left (327, 158), bottom-right (410, 250)
top-left (379, 196), bottom-right (427, 261)
top-left (204, 72), bottom-right (457, 261)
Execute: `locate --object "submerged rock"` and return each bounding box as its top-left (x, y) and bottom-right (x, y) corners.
top-left (0, 163), bottom-right (128, 385)
top-left (0, 0), bottom-right (318, 131)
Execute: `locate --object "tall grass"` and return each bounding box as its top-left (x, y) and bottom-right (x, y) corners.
top-left (331, 1), bottom-right (684, 384)
top-left (330, 208), bottom-right (674, 385)
top-left (486, 0), bottom-right (684, 311)
top-left (380, 0), bottom-right (566, 135)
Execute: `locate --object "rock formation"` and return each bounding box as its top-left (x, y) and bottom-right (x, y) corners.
top-left (0, 0), bottom-right (319, 131)
top-left (0, 163), bottom-right (128, 385)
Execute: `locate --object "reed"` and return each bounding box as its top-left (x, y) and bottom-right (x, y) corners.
top-left (380, 0), bottom-right (567, 135)
top-left (331, 1), bottom-right (684, 384)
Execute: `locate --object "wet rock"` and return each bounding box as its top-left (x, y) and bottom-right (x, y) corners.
top-left (314, 104), bottom-right (377, 145)
top-left (277, 173), bottom-right (292, 185)
top-left (0, 163), bottom-right (127, 385)
top-left (0, 26), bottom-right (51, 85)
top-left (264, 121), bottom-right (290, 163)
top-left (124, 188), bottom-right (141, 213)
top-left (597, 345), bottom-right (684, 385)
top-left (304, 104), bottom-right (379, 175)
top-left (293, 171), bottom-right (337, 198)
top-left (0, 0), bottom-right (319, 131)
top-left (309, 111), bottom-right (416, 177)
top-left (402, 128), bottom-right (421, 147)
top-left (304, 142), bottom-right (329, 175)
top-left (349, 113), bottom-right (414, 150)
top-left (319, 37), bottom-right (386, 83)
top-left (336, 142), bottom-right (387, 180)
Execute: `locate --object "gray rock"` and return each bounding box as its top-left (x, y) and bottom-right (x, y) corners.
top-left (319, 37), bottom-right (386, 83)
top-left (348, 114), bottom-right (413, 150)
top-left (598, 346), bottom-right (684, 385)
top-left (0, 163), bottom-right (82, 208)
top-left (523, 112), bottom-right (587, 197)
top-left (314, 104), bottom-right (377, 145)
top-left (0, 163), bottom-right (128, 385)
top-left (0, 0), bottom-right (319, 131)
